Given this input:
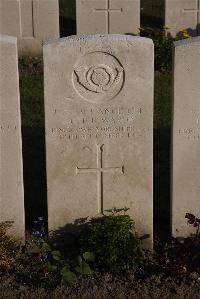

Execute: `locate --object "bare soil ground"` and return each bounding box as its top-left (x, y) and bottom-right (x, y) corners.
top-left (1, 270), bottom-right (200, 298)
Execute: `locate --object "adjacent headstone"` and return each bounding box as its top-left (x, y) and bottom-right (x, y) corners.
top-left (0, 34), bottom-right (24, 240)
top-left (165, 0), bottom-right (200, 37)
top-left (172, 37), bottom-right (200, 237)
top-left (76, 0), bottom-right (140, 35)
top-left (0, 0), bottom-right (59, 56)
top-left (44, 35), bottom-right (153, 248)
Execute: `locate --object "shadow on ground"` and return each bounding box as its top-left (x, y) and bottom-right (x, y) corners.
top-left (22, 127), bottom-right (47, 228)
top-left (154, 128), bottom-right (171, 244)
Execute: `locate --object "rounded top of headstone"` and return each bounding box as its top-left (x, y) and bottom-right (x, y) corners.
top-left (174, 36), bottom-right (200, 48)
top-left (43, 34), bottom-right (153, 47)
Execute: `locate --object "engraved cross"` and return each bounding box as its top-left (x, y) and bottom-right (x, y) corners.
top-left (76, 144), bottom-right (124, 214)
top-left (183, 0), bottom-right (200, 34)
top-left (94, 0), bottom-right (123, 33)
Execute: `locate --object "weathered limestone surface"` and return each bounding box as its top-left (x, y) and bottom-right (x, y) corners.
top-left (44, 35), bottom-right (153, 248)
top-left (0, 34), bottom-right (24, 240)
top-left (172, 37), bottom-right (200, 237)
top-left (0, 0), bottom-right (59, 56)
top-left (76, 0), bottom-right (140, 35)
top-left (165, 0), bottom-right (200, 37)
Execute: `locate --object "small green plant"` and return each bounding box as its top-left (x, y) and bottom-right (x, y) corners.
top-left (179, 29), bottom-right (191, 39)
top-left (19, 56), bottom-right (43, 78)
top-left (140, 26), bottom-right (173, 72)
top-left (140, 26), bottom-right (191, 73)
top-left (30, 234), bottom-right (93, 286)
top-left (79, 208), bottom-right (143, 272)
top-left (75, 252), bottom-right (95, 275)
top-left (19, 56), bottom-right (30, 68)
top-left (0, 222), bottom-right (17, 270)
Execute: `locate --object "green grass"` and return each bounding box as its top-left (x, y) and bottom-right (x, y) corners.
top-left (154, 73), bottom-right (172, 128)
top-left (141, 0), bottom-right (164, 28)
top-left (59, 0), bottom-right (76, 20)
top-left (59, 0), bottom-right (76, 36)
top-left (154, 73), bottom-right (171, 240)
top-left (19, 75), bottom-right (47, 227)
top-left (141, 0), bottom-right (164, 19)
top-left (20, 76), bottom-right (44, 128)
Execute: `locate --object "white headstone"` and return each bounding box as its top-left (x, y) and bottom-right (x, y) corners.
top-left (44, 35), bottom-right (153, 248)
top-left (0, 0), bottom-right (59, 56)
top-left (0, 34), bottom-right (24, 240)
top-left (76, 0), bottom-right (140, 35)
top-left (172, 37), bottom-right (200, 237)
top-left (165, 0), bottom-right (200, 37)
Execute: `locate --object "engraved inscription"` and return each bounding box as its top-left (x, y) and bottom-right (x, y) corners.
top-left (0, 124), bottom-right (17, 133)
top-left (76, 144), bottom-right (124, 214)
top-left (51, 126), bottom-right (147, 140)
top-left (178, 109), bottom-right (200, 141)
top-left (50, 106), bottom-right (147, 140)
top-left (73, 52), bottom-right (124, 103)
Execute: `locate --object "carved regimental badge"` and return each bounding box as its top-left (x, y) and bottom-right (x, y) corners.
top-left (73, 52), bottom-right (124, 103)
